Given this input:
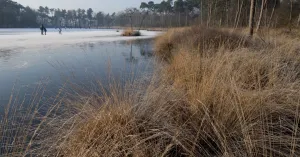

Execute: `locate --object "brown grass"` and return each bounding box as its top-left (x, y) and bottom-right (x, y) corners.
top-left (154, 26), bottom-right (262, 62)
top-left (156, 27), bottom-right (300, 156)
top-left (122, 29), bottom-right (141, 36)
top-left (3, 27), bottom-right (300, 156)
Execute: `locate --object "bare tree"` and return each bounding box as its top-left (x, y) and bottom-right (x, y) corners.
top-left (235, 0), bottom-right (244, 28)
top-left (298, 13), bottom-right (300, 27)
top-left (234, 0), bottom-right (240, 28)
top-left (226, 0), bottom-right (229, 26)
top-left (207, 1), bottom-right (213, 27)
top-left (124, 8), bottom-right (137, 31)
top-left (138, 10), bottom-right (149, 30)
top-left (200, 0), bottom-right (203, 25)
top-left (268, 0), bottom-right (277, 28)
top-left (289, 0), bottom-right (293, 31)
top-left (256, 0), bottom-right (267, 32)
top-left (249, 0), bottom-right (256, 36)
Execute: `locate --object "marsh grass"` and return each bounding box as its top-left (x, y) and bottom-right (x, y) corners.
top-left (1, 27), bottom-right (300, 156)
top-left (0, 78), bottom-right (66, 156)
top-left (154, 26), bottom-right (266, 62)
top-left (122, 29), bottom-right (141, 37)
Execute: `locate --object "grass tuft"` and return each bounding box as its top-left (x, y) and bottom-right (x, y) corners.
top-left (122, 29), bottom-right (141, 36)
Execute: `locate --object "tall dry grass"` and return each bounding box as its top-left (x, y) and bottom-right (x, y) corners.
top-left (2, 26), bottom-right (300, 156)
top-left (154, 27), bottom-right (263, 62)
top-left (153, 26), bottom-right (300, 156)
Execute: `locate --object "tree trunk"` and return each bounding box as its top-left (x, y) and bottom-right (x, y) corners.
top-left (164, 13), bottom-right (167, 27)
top-left (268, 0), bottom-right (277, 28)
top-left (212, 0), bottom-right (218, 26)
top-left (207, 1), bottom-right (212, 27)
top-left (138, 11), bottom-right (148, 31)
top-left (297, 13), bottom-right (300, 27)
top-left (235, 0), bottom-right (244, 28)
top-left (264, 2), bottom-right (268, 27)
top-left (249, 0), bottom-right (256, 36)
top-left (226, 0), bottom-right (229, 27)
top-left (234, 0), bottom-right (240, 28)
top-left (179, 12), bottom-right (181, 27)
top-left (256, 0), bottom-right (266, 32)
top-left (150, 12), bottom-right (153, 27)
top-left (289, 0), bottom-right (293, 31)
top-left (185, 11), bottom-right (188, 26)
top-left (200, 1), bottom-right (203, 25)
top-left (130, 16), bottom-right (133, 31)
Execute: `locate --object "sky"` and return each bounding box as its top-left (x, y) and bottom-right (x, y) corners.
top-left (15, 0), bottom-right (162, 14)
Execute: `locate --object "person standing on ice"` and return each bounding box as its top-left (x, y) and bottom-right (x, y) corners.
top-left (59, 27), bottom-right (62, 34)
top-left (40, 24), bottom-right (44, 35)
top-left (43, 26), bottom-right (47, 35)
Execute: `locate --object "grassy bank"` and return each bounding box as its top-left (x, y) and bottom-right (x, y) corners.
top-left (153, 27), bottom-right (300, 156)
top-left (4, 27), bottom-right (300, 156)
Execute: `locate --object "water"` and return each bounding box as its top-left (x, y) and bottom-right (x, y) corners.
top-left (0, 33), bottom-right (155, 111)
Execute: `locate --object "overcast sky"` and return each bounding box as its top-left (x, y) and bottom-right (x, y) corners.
top-left (15, 0), bottom-right (162, 13)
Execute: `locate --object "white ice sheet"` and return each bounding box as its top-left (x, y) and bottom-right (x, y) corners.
top-left (0, 29), bottom-right (161, 50)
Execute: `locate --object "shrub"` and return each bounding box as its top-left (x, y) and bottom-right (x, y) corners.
top-left (122, 29), bottom-right (141, 36)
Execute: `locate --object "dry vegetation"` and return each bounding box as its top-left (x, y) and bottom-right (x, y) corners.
top-left (122, 29), bottom-right (141, 36)
top-left (2, 26), bottom-right (300, 156)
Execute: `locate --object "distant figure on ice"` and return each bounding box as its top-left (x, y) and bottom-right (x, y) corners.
top-left (40, 24), bottom-right (44, 35)
top-left (43, 26), bottom-right (47, 35)
top-left (59, 27), bottom-right (62, 34)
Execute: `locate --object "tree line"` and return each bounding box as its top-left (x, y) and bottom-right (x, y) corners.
top-left (0, 0), bottom-right (115, 28)
top-left (0, 0), bottom-right (299, 29)
top-left (136, 0), bottom-right (300, 28)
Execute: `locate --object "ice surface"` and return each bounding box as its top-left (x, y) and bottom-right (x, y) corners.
top-left (0, 29), bottom-right (161, 50)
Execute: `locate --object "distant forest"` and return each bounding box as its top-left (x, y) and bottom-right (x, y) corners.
top-left (0, 0), bottom-right (299, 28)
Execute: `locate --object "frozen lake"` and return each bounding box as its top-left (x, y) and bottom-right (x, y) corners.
top-left (0, 28), bottom-right (160, 49)
top-left (0, 28), bottom-right (114, 35)
top-left (0, 29), bottom-right (159, 111)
